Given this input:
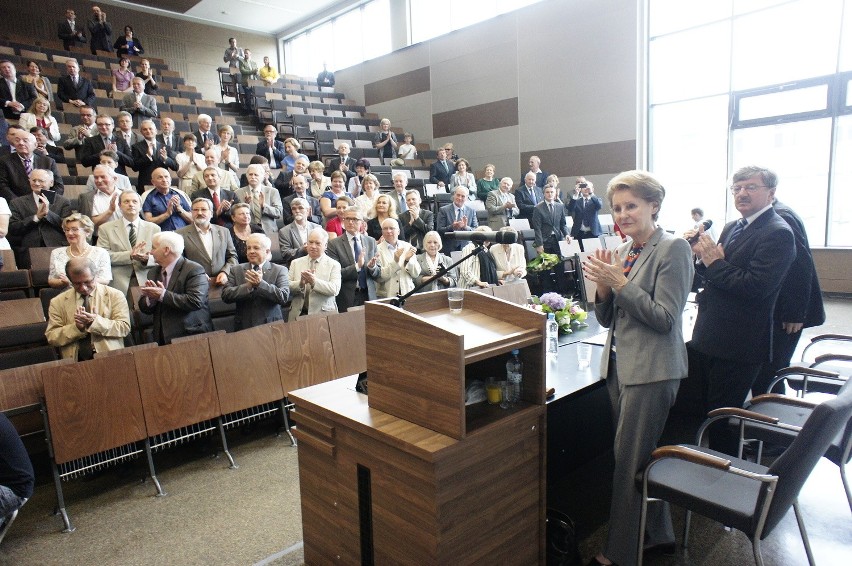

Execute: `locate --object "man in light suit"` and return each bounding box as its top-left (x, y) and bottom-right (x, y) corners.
top-left (399, 190), bottom-right (434, 252)
top-left (566, 177), bottom-right (603, 247)
top-left (428, 147), bottom-right (455, 190)
top-left (288, 229), bottom-right (341, 321)
top-left (514, 172), bottom-right (544, 221)
top-left (436, 186), bottom-right (478, 252)
top-left (8, 169), bottom-right (72, 267)
top-left (190, 150), bottom-right (239, 195)
top-left (56, 59), bottom-right (95, 109)
top-left (256, 125), bottom-right (286, 169)
top-left (138, 231), bottom-right (213, 345)
top-left (97, 190), bottom-right (160, 296)
top-left (190, 166), bottom-right (237, 227)
top-left (221, 233), bottom-right (290, 330)
top-left (687, 165), bottom-right (796, 454)
top-left (485, 177), bottom-right (518, 230)
top-left (77, 165), bottom-right (123, 239)
top-left (327, 208), bottom-right (380, 312)
top-left (80, 115), bottom-right (134, 176)
top-left (0, 60), bottom-right (37, 120)
top-left (0, 131), bottom-right (64, 201)
top-left (176, 198), bottom-right (238, 287)
top-left (278, 197), bottom-right (321, 267)
top-left (236, 164), bottom-right (282, 236)
top-left (45, 257), bottom-right (130, 360)
top-left (120, 78), bottom-right (158, 129)
top-left (375, 217), bottom-right (420, 299)
top-left (132, 120), bottom-right (178, 193)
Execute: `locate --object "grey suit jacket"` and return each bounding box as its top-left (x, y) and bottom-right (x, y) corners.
top-left (175, 223), bottom-right (238, 277)
top-left (414, 252), bottom-right (458, 292)
top-left (235, 185), bottom-right (283, 236)
top-left (326, 233), bottom-right (380, 311)
top-left (594, 227), bottom-right (693, 385)
top-left (138, 256), bottom-right (213, 344)
top-left (8, 192), bottom-right (72, 250)
top-left (221, 261), bottom-right (290, 330)
top-left (120, 92), bottom-right (158, 128)
top-left (277, 221), bottom-right (320, 266)
top-left (485, 189), bottom-right (518, 230)
top-left (288, 254), bottom-right (341, 321)
top-left (97, 217), bottom-right (160, 295)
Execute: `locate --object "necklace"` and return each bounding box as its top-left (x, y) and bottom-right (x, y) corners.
top-left (67, 245), bottom-right (89, 258)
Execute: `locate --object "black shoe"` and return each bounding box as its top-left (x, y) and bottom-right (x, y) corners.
top-left (643, 542), bottom-right (677, 556)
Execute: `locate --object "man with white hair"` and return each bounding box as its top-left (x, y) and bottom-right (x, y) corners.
top-left (156, 117), bottom-right (179, 153)
top-left (0, 130), bottom-right (64, 201)
top-left (193, 114), bottom-right (219, 154)
top-left (375, 217), bottom-right (420, 299)
top-left (8, 168), bottom-right (73, 267)
top-left (236, 163), bottom-right (282, 236)
top-left (0, 60), bottom-right (37, 120)
top-left (525, 155), bottom-right (548, 188)
top-left (485, 177), bottom-right (518, 230)
top-left (120, 77), bottom-right (158, 128)
top-left (138, 231), bottom-right (212, 344)
top-left (56, 58), bottom-right (95, 109)
top-left (288, 229), bottom-right (341, 320)
top-left (78, 164), bottom-right (123, 232)
top-left (132, 119), bottom-right (177, 192)
top-left (514, 171), bottom-right (544, 220)
top-left (278, 196), bottom-right (320, 267)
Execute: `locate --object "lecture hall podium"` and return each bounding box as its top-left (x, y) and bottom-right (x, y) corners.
top-left (290, 290), bottom-right (547, 565)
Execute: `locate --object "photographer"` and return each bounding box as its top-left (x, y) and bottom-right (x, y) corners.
top-left (567, 176), bottom-right (603, 249)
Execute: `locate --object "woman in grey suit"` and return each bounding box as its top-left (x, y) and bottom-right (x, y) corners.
top-left (414, 231), bottom-right (457, 292)
top-left (582, 171), bottom-right (693, 566)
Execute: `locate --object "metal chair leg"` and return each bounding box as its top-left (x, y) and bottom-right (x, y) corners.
top-left (280, 399), bottom-right (297, 447)
top-left (143, 439), bottom-right (166, 497)
top-left (217, 417), bottom-right (238, 469)
top-left (841, 461), bottom-right (852, 515)
top-left (792, 500), bottom-right (816, 566)
top-left (0, 508), bottom-right (19, 545)
top-left (752, 536), bottom-right (764, 566)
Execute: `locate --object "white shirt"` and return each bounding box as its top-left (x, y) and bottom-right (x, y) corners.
top-left (92, 189), bottom-right (122, 223)
top-left (195, 225), bottom-right (214, 260)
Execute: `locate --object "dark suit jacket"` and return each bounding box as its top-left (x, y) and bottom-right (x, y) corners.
top-left (58, 19), bottom-right (87, 50)
top-left (189, 187), bottom-right (237, 226)
top-left (156, 133), bottom-right (181, 154)
top-left (566, 195), bottom-right (603, 237)
top-left (87, 19), bottom-right (113, 53)
top-left (326, 155), bottom-right (357, 180)
top-left (772, 200), bottom-right (824, 328)
top-left (175, 224), bottom-right (238, 277)
top-left (436, 203), bottom-right (478, 252)
top-left (255, 140), bottom-right (286, 167)
top-left (514, 185), bottom-right (544, 220)
top-left (80, 135), bottom-right (134, 175)
top-left (0, 78), bottom-right (37, 120)
top-left (429, 159), bottom-right (455, 186)
top-left (691, 207), bottom-right (796, 364)
top-left (56, 76), bottom-right (96, 109)
top-left (138, 257), bottom-right (213, 345)
top-left (398, 208), bottom-right (434, 251)
top-left (0, 153), bottom-right (64, 201)
top-left (221, 261), bottom-right (290, 330)
top-left (7, 191), bottom-right (72, 252)
top-left (281, 192), bottom-right (322, 226)
top-left (132, 140), bottom-right (178, 191)
top-left (532, 201), bottom-right (569, 248)
top-left (326, 233), bottom-right (380, 311)
top-left (193, 130), bottom-right (220, 154)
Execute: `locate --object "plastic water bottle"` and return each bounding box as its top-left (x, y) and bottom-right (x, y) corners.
top-left (546, 313), bottom-right (559, 357)
top-left (506, 349), bottom-right (523, 404)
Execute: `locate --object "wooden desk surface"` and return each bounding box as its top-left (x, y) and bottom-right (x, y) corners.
top-left (0, 298), bottom-right (46, 328)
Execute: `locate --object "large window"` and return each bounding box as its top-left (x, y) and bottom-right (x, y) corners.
top-left (647, 0), bottom-right (852, 246)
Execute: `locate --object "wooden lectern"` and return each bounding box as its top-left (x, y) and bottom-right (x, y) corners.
top-left (289, 290), bottom-right (547, 564)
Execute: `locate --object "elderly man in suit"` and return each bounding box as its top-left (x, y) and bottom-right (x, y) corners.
top-left (156, 117), bottom-right (180, 153)
top-left (7, 168), bottom-right (72, 267)
top-left (525, 155), bottom-right (549, 188)
top-left (138, 231), bottom-right (212, 344)
top-left (566, 177), bottom-right (603, 248)
top-left (375, 217), bottom-right (420, 299)
top-left (236, 164), bottom-right (282, 236)
top-left (399, 189), bottom-right (434, 252)
top-left (193, 114), bottom-right (220, 154)
top-left (176, 197), bottom-right (238, 288)
top-left (57, 8), bottom-right (87, 50)
top-left (278, 196), bottom-right (320, 267)
top-left (80, 115), bottom-right (134, 176)
top-left (514, 171), bottom-right (544, 221)
top-left (77, 164), bottom-right (123, 237)
top-left (45, 257), bottom-right (130, 360)
top-left (114, 111), bottom-right (141, 148)
top-left (280, 173), bottom-right (322, 226)
top-left (190, 149), bottom-right (239, 195)
top-left (0, 60), bottom-right (37, 120)
top-left (97, 190), bottom-right (160, 295)
top-left (485, 177), bottom-right (518, 230)
top-left (221, 233), bottom-right (290, 330)
top-left (687, 165), bottom-right (796, 454)
top-left (436, 186), bottom-right (478, 252)
top-left (190, 166), bottom-right (236, 227)
top-left (0, 131), bottom-right (64, 201)
top-left (56, 59), bottom-right (95, 109)
top-left (327, 208), bottom-right (380, 311)
top-left (325, 141), bottom-right (356, 181)
top-left (120, 77), bottom-right (158, 128)
top-left (428, 147), bottom-right (455, 190)
top-left (288, 229), bottom-right (341, 321)
top-left (256, 125), bottom-right (286, 169)
top-left (133, 120), bottom-right (178, 193)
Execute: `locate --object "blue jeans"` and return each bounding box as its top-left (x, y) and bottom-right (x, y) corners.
top-left (0, 485), bottom-right (25, 521)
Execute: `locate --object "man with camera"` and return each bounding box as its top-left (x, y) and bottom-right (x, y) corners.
top-left (567, 177), bottom-right (603, 249)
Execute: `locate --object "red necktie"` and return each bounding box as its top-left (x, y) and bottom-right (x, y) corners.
top-left (211, 191), bottom-right (223, 225)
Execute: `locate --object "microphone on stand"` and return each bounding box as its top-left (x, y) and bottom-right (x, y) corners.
top-left (443, 231), bottom-right (517, 244)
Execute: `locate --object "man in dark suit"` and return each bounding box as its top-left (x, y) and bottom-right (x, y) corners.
top-left (273, 156), bottom-right (311, 202)
top-left (221, 233), bottom-right (290, 330)
top-left (138, 231), bottom-right (213, 345)
top-left (120, 78), bottom-right (158, 128)
top-left (132, 120), bottom-right (178, 192)
top-left (0, 61), bottom-right (37, 120)
top-left (525, 155), bottom-right (549, 188)
top-left (0, 131), bottom-right (64, 201)
top-left (176, 197), bottom-right (238, 287)
top-left (190, 167), bottom-right (237, 227)
top-left (514, 171), bottom-right (544, 220)
top-left (751, 198), bottom-right (825, 396)
top-left (532, 184), bottom-right (571, 294)
top-left (436, 186), bottom-right (478, 252)
top-left (156, 117), bottom-right (180, 153)
top-left (87, 6), bottom-right (113, 55)
top-left (256, 125), bottom-right (286, 169)
top-left (280, 173), bottom-right (322, 226)
top-left (80, 115), bottom-right (134, 176)
top-left (325, 141), bottom-right (356, 181)
top-left (192, 114), bottom-right (220, 154)
top-left (7, 168), bottom-right (72, 267)
top-left (327, 208), bottom-right (380, 312)
top-left (428, 147), bottom-right (455, 190)
top-left (57, 8), bottom-right (87, 50)
top-left (566, 177), bottom-right (603, 247)
top-left (56, 59), bottom-right (96, 110)
top-left (687, 165), bottom-right (796, 453)
top-left (399, 189), bottom-right (434, 251)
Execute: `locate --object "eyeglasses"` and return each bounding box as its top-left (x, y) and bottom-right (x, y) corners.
top-left (730, 184), bottom-right (768, 195)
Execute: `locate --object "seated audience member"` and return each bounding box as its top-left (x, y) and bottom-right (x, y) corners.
top-left (258, 56), bottom-right (279, 85)
top-left (213, 124), bottom-right (239, 177)
top-left (288, 229), bottom-right (341, 321)
top-left (317, 63), bottom-right (335, 88)
top-left (176, 135), bottom-right (207, 193)
top-left (176, 198), bottom-right (238, 287)
top-left (120, 77), bottom-right (158, 128)
top-left (45, 257), bottom-right (129, 360)
top-left (278, 197), bottom-right (321, 267)
top-left (353, 173), bottom-right (380, 219)
top-left (132, 120), bottom-right (178, 192)
top-left (114, 111), bottom-right (141, 147)
top-left (476, 163), bottom-right (501, 202)
top-left (56, 59), bottom-right (96, 109)
top-left (31, 127), bottom-right (66, 164)
top-left (365, 193), bottom-right (401, 242)
top-left (236, 164), bottom-right (282, 236)
top-left (96, 190), bottom-right (161, 295)
top-left (346, 159), bottom-right (370, 198)
top-left (227, 203), bottom-right (263, 264)
top-left (399, 189), bottom-right (434, 252)
top-left (63, 107), bottom-right (98, 158)
top-left (0, 61), bottom-right (36, 120)
top-left (0, 131), bottom-right (64, 201)
top-left (18, 98), bottom-right (60, 144)
top-left (0, 411), bottom-right (34, 526)
top-left (22, 61), bottom-right (53, 104)
top-left (87, 5), bottom-right (113, 55)
top-left (8, 169), bottom-right (72, 267)
top-left (429, 147), bottom-right (455, 191)
top-left (392, 132), bottom-right (417, 166)
top-left (135, 59), bottom-right (157, 95)
top-left (85, 150), bottom-right (132, 193)
top-left (191, 149), bottom-right (239, 194)
top-left (222, 233), bottom-right (290, 330)
top-left (415, 230), bottom-right (457, 292)
top-left (111, 57), bottom-right (134, 98)
top-left (491, 226), bottom-right (527, 284)
top-left (515, 171), bottom-right (545, 220)
top-left (325, 142), bottom-right (356, 183)
top-left (458, 226), bottom-right (499, 289)
top-left (373, 118), bottom-right (397, 162)
top-left (375, 217), bottom-right (420, 299)
top-left (47, 213), bottom-right (111, 289)
top-left (321, 171), bottom-right (354, 222)
top-left (157, 117), bottom-right (179, 153)
top-left (326, 196), bottom-right (352, 239)
top-left (190, 166), bottom-right (236, 227)
top-left (390, 172), bottom-right (409, 214)
top-left (58, 8), bottom-right (87, 50)
top-left (80, 115), bottom-right (134, 175)
top-left (437, 186), bottom-right (478, 252)
top-left (142, 167), bottom-right (192, 231)
top-left (78, 164), bottom-right (124, 232)
top-left (485, 176), bottom-right (518, 229)
top-left (274, 155), bottom-right (311, 201)
top-left (307, 160), bottom-right (330, 199)
top-left (241, 155), bottom-right (274, 187)
top-left (138, 231), bottom-right (213, 345)
top-left (281, 173), bottom-right (322, 226)
top-left (193, 114), bottom-right (220, 154)
top-left (256, 125), bottom-right (286, 169)
top-left (114, 26), bottom-right (144, 59)
top-left (281, 138), bottom-right (308, 173)
top-left (326, 208), bottom-right (380, 312)
top-left (450, 158), bottom-right (477, 198)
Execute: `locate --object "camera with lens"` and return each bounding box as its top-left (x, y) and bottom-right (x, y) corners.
top-left (578, 183), bottom-right (588, 188)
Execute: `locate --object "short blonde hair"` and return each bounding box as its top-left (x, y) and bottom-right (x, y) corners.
top-left (63, 213), bottom-right (95, 236)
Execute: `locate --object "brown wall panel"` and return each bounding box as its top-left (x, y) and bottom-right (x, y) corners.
top-left (432, 98), bottom-right (519, 138)
top-left (521, 140), bottom-right (636, 178)
top-left (364, 67), bottom-right (431, 106)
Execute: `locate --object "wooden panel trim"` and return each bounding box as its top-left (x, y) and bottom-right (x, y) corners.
top-left (364, 67), bottom-right (431, 106)
top-left (432, 98), bottom-right (519, 138)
